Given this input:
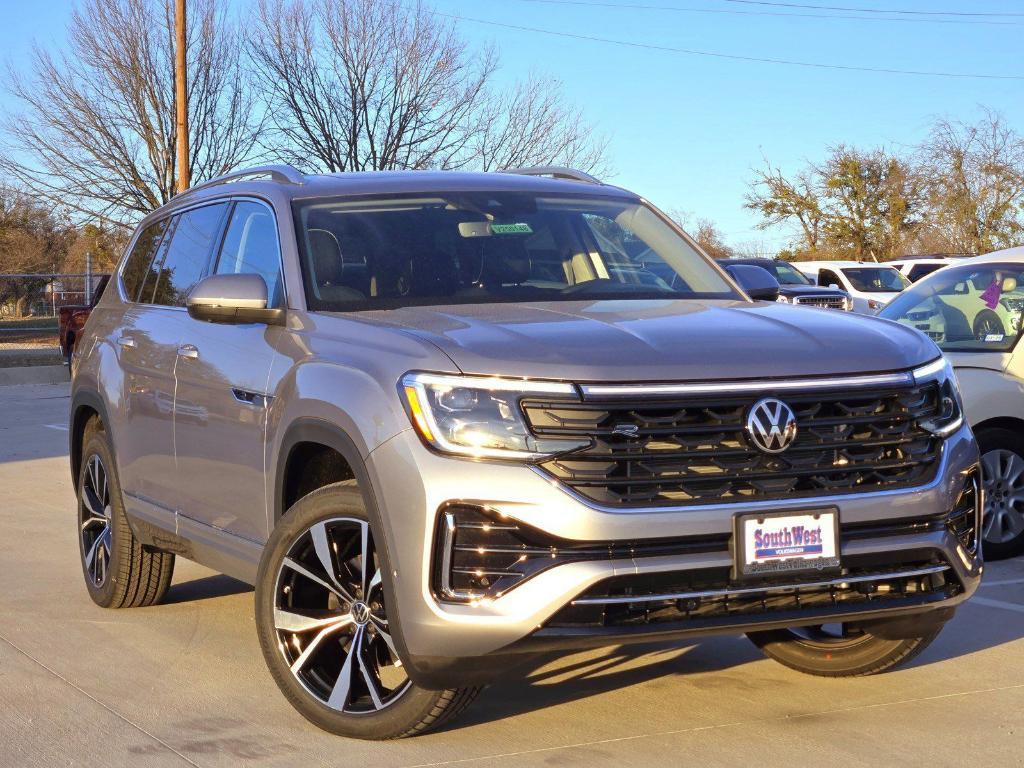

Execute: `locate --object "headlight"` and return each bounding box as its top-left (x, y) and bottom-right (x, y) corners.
top-left (400, 372), bottom-right (588, 460)
top-left (912, 357), bottom-right (964, 437)
top-left (867, 299), bottom-right (882, 311)
top-left (776, 295), bottom-right (791, 304)
top-left (843, 296), bottom-right (854, 311)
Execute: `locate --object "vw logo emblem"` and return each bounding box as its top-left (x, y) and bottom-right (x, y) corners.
top-left (746, 397), bottom-right (798, 454)
top-left (351, 601), bottom-right (371, 625)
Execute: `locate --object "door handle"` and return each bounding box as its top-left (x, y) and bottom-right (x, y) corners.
top-left (177, 344), bottom-right (199, 360)
top-left (117, 336), bottom-right (136, 349)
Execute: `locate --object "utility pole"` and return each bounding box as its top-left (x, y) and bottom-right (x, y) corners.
top-left (174, 0), bottom-right (190, 193)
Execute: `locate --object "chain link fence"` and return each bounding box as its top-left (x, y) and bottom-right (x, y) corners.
top-left (0, 273), bottom-right (109, 351)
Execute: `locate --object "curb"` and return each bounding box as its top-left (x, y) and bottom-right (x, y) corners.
top-left (0, 365), bottom-right (70, 387)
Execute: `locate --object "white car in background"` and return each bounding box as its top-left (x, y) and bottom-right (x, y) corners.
top-left (887, 256), bottom-right (966, 283)
top-left (796, 260), bottom-right (910, 314)
top-left (879, 246), bottom-right (1024, 558)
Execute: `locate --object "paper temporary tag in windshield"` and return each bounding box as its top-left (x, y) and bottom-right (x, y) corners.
top-left (490, 223), bottom-right (533, 235)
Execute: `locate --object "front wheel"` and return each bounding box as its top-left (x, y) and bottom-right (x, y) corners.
top-left (255, 482), bottom-right (480, 739)
top-left (978, 426), bottom-right (1024, 559)
top-left (747, 623), bottom-right (939, 677)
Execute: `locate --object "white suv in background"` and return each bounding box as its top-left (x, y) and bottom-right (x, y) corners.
top-left (796, 261), bottom-right (910, 314)
top-left (888, 257), bottom-right (966, 284)
top-left (880, 246), bottom-right (1024, 558)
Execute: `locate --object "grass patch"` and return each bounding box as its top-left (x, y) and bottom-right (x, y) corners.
top-left (0, 316), bottom-right (59, 329)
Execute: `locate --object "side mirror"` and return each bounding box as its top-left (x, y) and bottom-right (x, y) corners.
top-left (186, 273), bottom-right (285, 325)
top-left (726, 264), bottom-right (781, 302)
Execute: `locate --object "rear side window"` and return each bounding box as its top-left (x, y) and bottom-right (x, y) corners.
top-left (120, 219), bottom-right (168, 301)
top-left (146, 203), bottom-right (229, 307)
top-left (214, 201), bottom-right (284, 307)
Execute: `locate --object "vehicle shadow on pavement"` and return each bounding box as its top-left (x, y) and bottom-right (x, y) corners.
top-left (456, 635), bottom-right (765, 728)
top-left (163, 573), bottom-right (253, 604)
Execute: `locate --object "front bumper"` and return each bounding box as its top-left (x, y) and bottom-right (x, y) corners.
top-left (365, 423), bottom-right (982, 688)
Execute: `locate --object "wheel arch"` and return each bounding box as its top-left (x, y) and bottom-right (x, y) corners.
top-left (70, 389), bottom-right (113, 486)
top-left (972, 416), bottom-right (1024, 442)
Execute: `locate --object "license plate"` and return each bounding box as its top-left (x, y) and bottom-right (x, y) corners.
top-left (735, 509), bottom-right (840, 577)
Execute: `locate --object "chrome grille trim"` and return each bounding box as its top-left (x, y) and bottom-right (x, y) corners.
top-left (579, 371), bottom-right (914, 398)
top-left (570, 564), bottom-right (950, 606)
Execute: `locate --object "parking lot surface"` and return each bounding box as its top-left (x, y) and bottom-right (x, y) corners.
top-left (2, 381), bottom-right (1023, 768)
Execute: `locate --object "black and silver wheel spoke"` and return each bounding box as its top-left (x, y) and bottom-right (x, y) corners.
top-left (79, 455), bottom-right (112, 587)
top-left (274, 517), bottom-right (411, 714)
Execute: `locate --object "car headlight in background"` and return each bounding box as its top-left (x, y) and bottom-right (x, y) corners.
top-left (867, 299), bottom-right (884, 311)
top-left (400, 372), bottom-right (588, 460)
top-left (842, 296), bottom-right (854, 311)
top-left (776, 295), bottom-right (791, 304)
top-left (912, 357), bottom-right (964, 437)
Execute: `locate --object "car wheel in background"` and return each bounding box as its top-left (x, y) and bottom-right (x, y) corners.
top-left (254, 482), bottom-right (481, 739)
top-left (977, 426), bottom-right (1024, 559)
top-left (77, 416), bottom-right (175, 607)
top-left (747, 624), bottom-right (939, 676)
top-left (972, 310), bottom-right (1005, 341)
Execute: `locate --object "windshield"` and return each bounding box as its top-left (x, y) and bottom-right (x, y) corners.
top-left (292, 193), bottom-right (738, 311)
top-left (841, 267), bottom-right (910, 293)
top-left (879, 262), bottom-right (1024, 353)
top-left (774, 261), bottom-right (812, 285)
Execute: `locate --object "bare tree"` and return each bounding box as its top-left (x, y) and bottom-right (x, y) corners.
top-left (666, 208), bottom-right (734, 258)
top-left (248, 0), bottom-right (609, 174)
top-left (0, 0), bottom-right (263, 227)
top-left (472, 73), bottom-right (610, 175)
top-left (920, 109), bottom-right (1024, 255)
top-left (0, 186), bottom-right (74, 316)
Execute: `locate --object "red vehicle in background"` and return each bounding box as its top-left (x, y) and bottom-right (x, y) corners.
top-left (59, 275), bottom-right (110, 366)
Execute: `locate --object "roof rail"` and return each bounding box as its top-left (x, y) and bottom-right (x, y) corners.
top-left (499, 165), bottom-right (602, 185)
top-left (180, 164), bottom-right (306, 197)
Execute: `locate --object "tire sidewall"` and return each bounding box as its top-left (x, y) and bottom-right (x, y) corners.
top-left (748, 627), bottom-right (939, 676)
top-left (976, 426), bottom-right (1024, 559)
top-left (254, 483), bottom-right (447, 740)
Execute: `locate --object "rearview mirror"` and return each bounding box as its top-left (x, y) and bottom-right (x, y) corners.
top-left (725, 264), bottom-right (781, 302)
top-left (186, 274), bottom-right (285, 325)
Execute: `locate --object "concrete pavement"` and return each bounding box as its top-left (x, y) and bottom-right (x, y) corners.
top-left (2, 381), bottom-right (1023, 767)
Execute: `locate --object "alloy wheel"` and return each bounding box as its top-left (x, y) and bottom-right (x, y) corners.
top-left (272, 517), bottom-right (410, 714)
top-left (981, 448), bottom-right (1024, 545)
top-left (80, 454), bottom-right (113, 587)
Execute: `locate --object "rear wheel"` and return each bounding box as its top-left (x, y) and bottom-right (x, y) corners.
top-left (77, 417), bottom-right (175, 608)
top-left (977, 427), bottom-right (1024, 559)
top-left (255, 482), bottom-right (480, 739)
top-left (747, 623), bottom-right (939, 676)
top-left (973, 310), bottom-right (1005, 340)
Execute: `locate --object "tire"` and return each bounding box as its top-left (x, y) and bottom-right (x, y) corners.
top-left (77, 417), bottom-right (175, 608)
top-left (747, 624), bottom-right (939, 677)
top-left (254, 482), bottom-right (481, 740)
top-left (972, 309), bottom-right (1004, 340)
top-left (977, 426), bottom-right (1024, 560)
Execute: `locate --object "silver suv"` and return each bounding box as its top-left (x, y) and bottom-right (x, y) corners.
top-left (70, 165), bottom-right (982, 739)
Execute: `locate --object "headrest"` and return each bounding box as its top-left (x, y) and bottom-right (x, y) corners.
top-left (308, 229), bottom-right (342, 285)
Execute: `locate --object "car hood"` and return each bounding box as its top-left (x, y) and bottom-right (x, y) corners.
top-left (340, 299), bottom-right (939, 382)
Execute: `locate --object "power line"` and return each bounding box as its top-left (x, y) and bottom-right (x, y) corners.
top-left (511, 0), bottom-right (1024, 26)
top-left (721, 0), bottom-right (1024, 17)
top-left (434, 10), bottom-right (1024, 80)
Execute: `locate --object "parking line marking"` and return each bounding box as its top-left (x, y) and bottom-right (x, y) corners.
top-left (980, 578), bottom-right (1024, 588)
top-left (397, 682), bottom-right (1024, 768)
top-left (970, 596), bottom-right (1024, 615)
top-left (0, 632), bottom-right (202, 767)
top-left (44, 423), bottom-right (69, 432)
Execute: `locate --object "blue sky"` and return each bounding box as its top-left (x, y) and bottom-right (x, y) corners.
top-left (2, 1), bottom-right (1022, 251)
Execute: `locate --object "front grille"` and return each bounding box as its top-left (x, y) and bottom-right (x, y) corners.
top-left (544, 557), bottom-right (960, 632)
top-left (526, 383), bottom-right (943, 507)
top-left (795, 295), bottom-right (846, 310)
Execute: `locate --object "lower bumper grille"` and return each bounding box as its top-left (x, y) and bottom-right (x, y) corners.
top-left (546, 558), bottom-right (961, 631)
